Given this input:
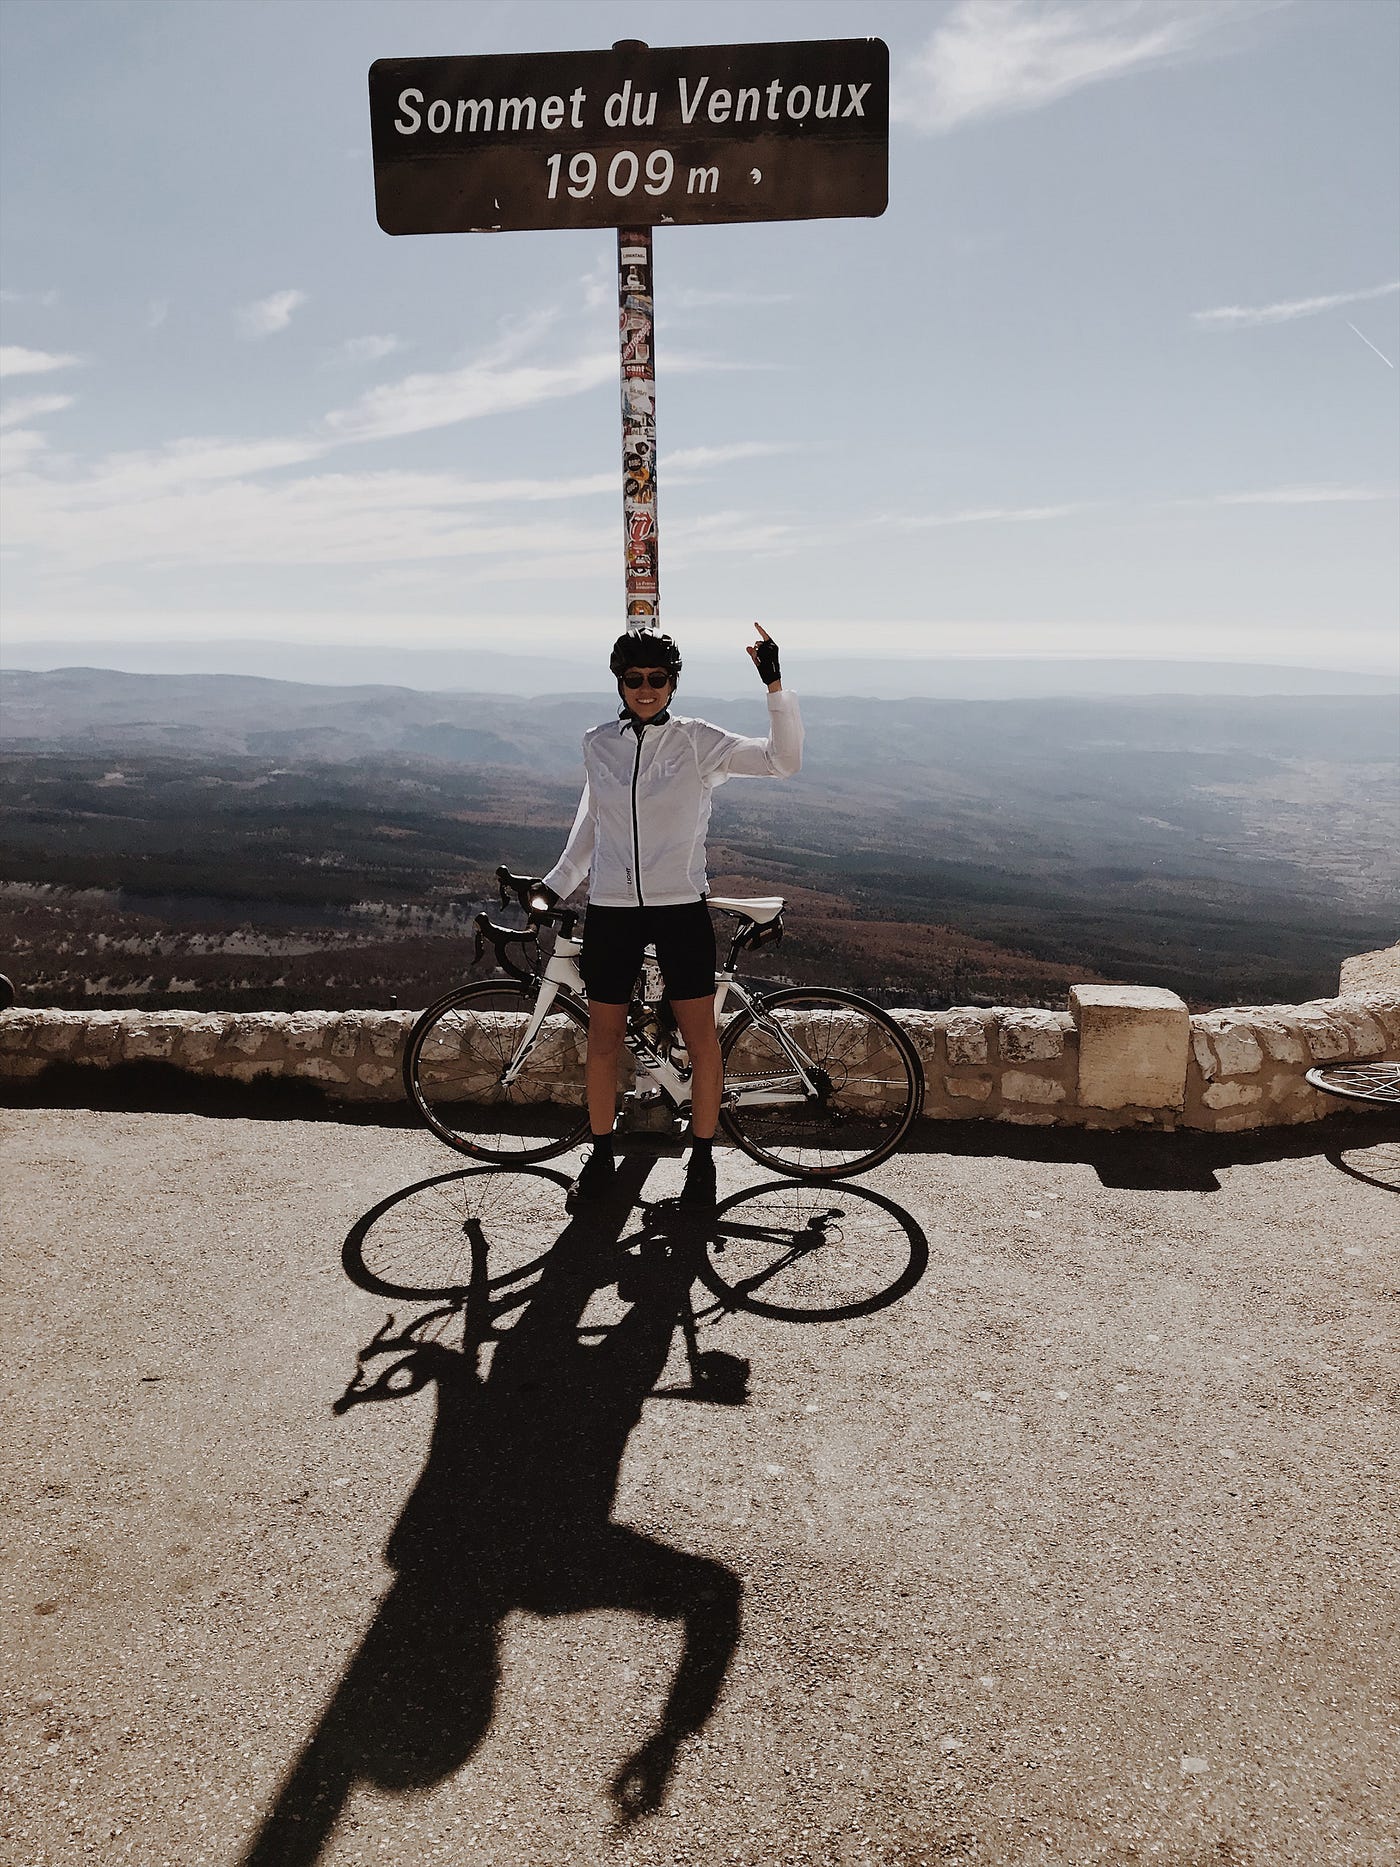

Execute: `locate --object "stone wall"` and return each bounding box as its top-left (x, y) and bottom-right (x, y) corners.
top-left (3, 986), bottom-right (1395, 1131)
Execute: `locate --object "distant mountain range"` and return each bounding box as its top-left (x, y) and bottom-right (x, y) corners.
top-left (5, 665), bottom-right (1398, 781)
top-left (4, 640), bottom-right (1393, 700)
top-left (3, 664), bottom-right (1395, 1009)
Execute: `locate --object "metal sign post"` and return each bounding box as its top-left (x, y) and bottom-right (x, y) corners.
top-left (368, 36), bottom-right (888, 634)
top-left (617, 227), bottom-right (658, 628)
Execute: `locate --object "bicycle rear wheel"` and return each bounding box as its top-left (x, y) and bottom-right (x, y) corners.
top-left (404, 981), bottom-right (592, 1163)
top-left (719, 987), bottom-right (924, 1179)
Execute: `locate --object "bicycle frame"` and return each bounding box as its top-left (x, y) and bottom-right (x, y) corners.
top-left (496, 935), bottom-right (820, 1109)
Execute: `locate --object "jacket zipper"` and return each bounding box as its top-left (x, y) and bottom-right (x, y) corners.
top-left (629, 726), bottom-right (645, 906)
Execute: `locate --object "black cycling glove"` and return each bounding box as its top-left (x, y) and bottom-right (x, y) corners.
top-left (527, 879), bottom-right (559, 915)
top-left (752, 635), bottom-right (781, 685)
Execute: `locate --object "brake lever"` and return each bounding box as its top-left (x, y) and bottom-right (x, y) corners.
top-left (473, 929), bottom-right (486, 966)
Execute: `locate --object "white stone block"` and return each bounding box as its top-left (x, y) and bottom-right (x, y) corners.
top-left (943, 1075), bottom-right (992, 1102)
top-left (356, 1060), bottom-right (398, 1089)
top-left (945, 1012), bottom-right (989, 1066)
top-left (1002, 1070), bottom-right (1066, 1104)
top-left (34, 1016), bottom-right (82, 1057)
top-left (1330, 1004), bottom-right (1386, 1056)
top-left (1291, 1009), bottom-right (1350, 1062)
top-left (294, 1057), bottom-right (350, 1085)
top-left (997, 1010), bottom-right (1067, 1062)
top-left (176, 1015), bottom-right (229, 1064)
top-left (226, 1016), bottom-right (277, 1056)
top-left (1252, 1014), bottom-right (1307, 1065)
top-left (1211, 1020), bottom-right (1264, 1078)
top-left (1071, 985), bottom-right (1189, 1111)
top-left (368, 1015), bottom-right (415, 1059)
top-left (1203, 1081), bottom-right (1263, 1109)
top-left (330, 1017), bottom-right (362, 1058)
top-left (123, 1023), bottom-right (177, 1061)
top-left (282, 1013), bottom-right (335, 1052)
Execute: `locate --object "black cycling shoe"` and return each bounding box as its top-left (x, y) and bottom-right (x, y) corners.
top-left (678, 1151), bottom-right (717, 1211)
top-left (567, 1146), bottom-right (617, 1206)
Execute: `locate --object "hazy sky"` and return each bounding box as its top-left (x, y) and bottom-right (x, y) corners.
top-left (1, 0), bottom-right (1397, 672)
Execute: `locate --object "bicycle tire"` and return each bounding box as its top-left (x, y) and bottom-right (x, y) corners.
top-left (404, 980), bottom-right (593, 1164)
top-left (719, 987), bottom-right (924, 1179)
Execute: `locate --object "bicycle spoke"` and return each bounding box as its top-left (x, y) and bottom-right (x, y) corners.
top-left (721, 990), bottom-right (922, 1179)
top-left (407, 984), bottom-right (591, 1163)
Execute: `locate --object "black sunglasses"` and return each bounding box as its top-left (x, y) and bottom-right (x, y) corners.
top-left (621, 670), bottom-right (672, 690)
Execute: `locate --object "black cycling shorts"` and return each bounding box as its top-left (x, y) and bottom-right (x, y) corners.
top-left (579, 900), bottom-right (717, 1005)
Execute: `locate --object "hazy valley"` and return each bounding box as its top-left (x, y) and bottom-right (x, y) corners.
top-left (2, 667), bottom-right (1395, 1013)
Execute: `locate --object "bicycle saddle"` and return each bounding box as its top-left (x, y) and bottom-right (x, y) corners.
top-left (708, 895), bottom-right (785, 924)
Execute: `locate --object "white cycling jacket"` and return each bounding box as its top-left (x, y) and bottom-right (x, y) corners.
top-left (543, 689), bottom-right (803, 908)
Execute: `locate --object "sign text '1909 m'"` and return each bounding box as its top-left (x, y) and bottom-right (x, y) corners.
top-left (369, 38), bottom-right (888, 235)
top-left (546, 149), bottom-right (723, 199)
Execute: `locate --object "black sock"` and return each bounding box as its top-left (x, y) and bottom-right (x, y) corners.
top-left (689, 1136), bottom-right (714, 1161)
top-left (590, 1131), bottom-right (615, 1156)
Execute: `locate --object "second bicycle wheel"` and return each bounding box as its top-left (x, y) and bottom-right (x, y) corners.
top-left (719, 987), bottom-right (924, 1179)
top-left (404, 981), bottom-right (592, 1163)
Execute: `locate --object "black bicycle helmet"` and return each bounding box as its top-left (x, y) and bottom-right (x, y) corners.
top-left (609, 628), bottom-right (682, 682)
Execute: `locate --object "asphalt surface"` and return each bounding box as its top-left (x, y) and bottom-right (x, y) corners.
top-left (2, 1105), bottom-right (1397, 1867)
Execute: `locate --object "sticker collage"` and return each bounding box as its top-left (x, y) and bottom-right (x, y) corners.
top-left (618, 231), bottom-right (659, 631)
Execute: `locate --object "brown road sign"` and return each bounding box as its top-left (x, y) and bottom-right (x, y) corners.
top-left (370, 38), bottom-right (888, 235)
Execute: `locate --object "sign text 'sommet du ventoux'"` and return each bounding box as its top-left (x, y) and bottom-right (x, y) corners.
top-left (369, 38), bottom-right (888, 235)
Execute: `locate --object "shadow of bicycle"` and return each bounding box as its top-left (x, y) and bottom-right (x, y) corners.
top-left (1323, 1134), bottom-right (1400, 1194)
top-left (342, 1164), bottom-right (931, 1328)
top-left (242, 1162), bottom-right (929, 1864)
top-left (244, 1159), bottom-right (743, 1863)
top-left (639, 1177), bottom-right (931, 1326)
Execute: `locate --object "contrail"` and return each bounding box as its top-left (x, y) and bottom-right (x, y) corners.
top-left (1346, 321), bottom-right (1395, 368)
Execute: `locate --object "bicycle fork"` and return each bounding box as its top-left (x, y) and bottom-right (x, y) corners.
top-left (497, 975), bottom-right (564, 1088)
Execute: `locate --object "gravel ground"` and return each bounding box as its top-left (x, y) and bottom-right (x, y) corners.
top-left (1, 1106), bottom-right (1397, 1867)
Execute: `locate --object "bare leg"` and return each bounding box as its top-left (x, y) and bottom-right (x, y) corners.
top-left (669, 995), bottom-right (722, 1141)
top-left (585, 1000), bottom-right (628, 1136)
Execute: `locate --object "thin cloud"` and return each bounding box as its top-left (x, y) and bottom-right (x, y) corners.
top-left (147, 298), bottom-right (170, 330)
top-left (665, 287), bottom-right (794, 310)
top-left (3, 464), bottom-right (615, 570)
top-left (0, 394), bottom-right (74, 431)
top-left (579, 255), bottom-right (614, 311)
top-left (1193, 280), bottom-right (1400, 329)
top-left (326, 334), bottom-right (404, 367)
top-left (0, 288), bottom-right (60, 308)
top-left (1210, 484), bottom-right (1398, 506)
top-left (666, 509), bottom-right (803, 561)
top-left (0, 346), bottom-right (83, 379)
top-left (662, 442), bottom-right (797, 472)
top-left (236, 289), bottom-right (308, 339)
top-left (322, 351), bottom-right (617, 445)
top-left (898, 501), bottom-right (1096, 527)
top-left (0, 429), bottom-right (52, 472)
top-left (893, 0), bottom-right (1250, 135)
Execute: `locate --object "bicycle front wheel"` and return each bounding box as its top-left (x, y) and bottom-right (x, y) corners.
top-left (403, 981), bottom-right (592, 1164)
top-left (719, 988), bottom-right (924, 1179)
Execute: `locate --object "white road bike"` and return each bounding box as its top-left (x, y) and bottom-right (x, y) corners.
top-left (404, 867), bottom-right (924, 1181)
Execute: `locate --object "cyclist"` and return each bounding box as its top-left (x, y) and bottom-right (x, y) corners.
top-left (532, 624), bottom-right (802, 1210)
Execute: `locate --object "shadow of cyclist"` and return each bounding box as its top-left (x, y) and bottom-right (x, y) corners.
top-left (240, 1159), bottom-right (742, 1866)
